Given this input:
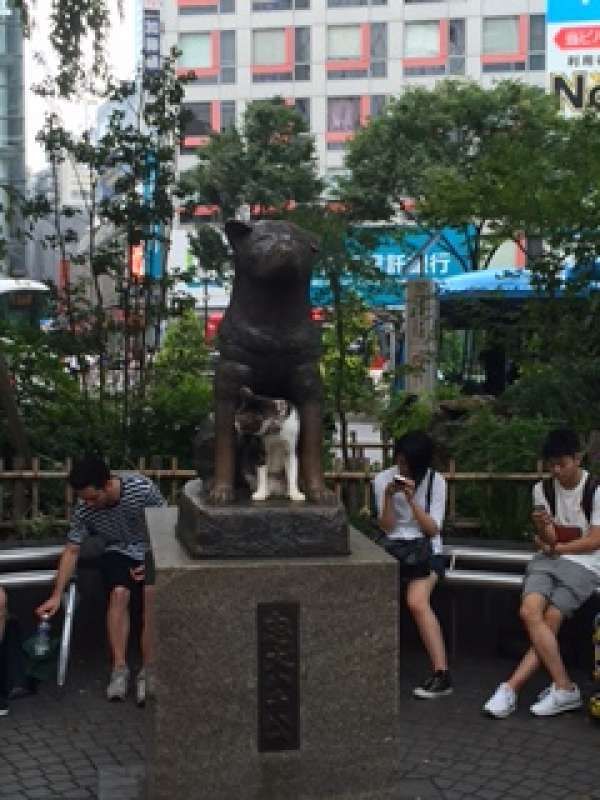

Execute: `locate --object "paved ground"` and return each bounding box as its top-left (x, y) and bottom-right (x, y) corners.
top-left (1, 635), bottom-right (599, 800)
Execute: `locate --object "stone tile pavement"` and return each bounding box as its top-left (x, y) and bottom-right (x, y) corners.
top-left (0, 642), bottom-right (599, 799)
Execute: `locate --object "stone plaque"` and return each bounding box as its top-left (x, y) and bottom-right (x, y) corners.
top-left (257, 602), bottom-right (300, 752)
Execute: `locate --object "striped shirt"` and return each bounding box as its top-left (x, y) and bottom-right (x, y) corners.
top-left (67, 473), bottom-right (166, 561)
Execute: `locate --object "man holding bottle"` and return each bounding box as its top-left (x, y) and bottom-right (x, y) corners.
top-left (36, 455), bottom-right (165, 706)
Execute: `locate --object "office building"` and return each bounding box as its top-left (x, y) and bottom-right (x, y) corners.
top-left (0, 0), bottom-right (25, 275)
top-left (162, 0), bottom-right (546, 204)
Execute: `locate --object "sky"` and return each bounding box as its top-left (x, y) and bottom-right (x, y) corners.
top-left (24, 1), bottom-right (136, 174)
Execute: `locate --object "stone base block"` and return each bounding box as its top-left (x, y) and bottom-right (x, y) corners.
top-left (176, 479), bottom-right (349, 558)
top-left (147, 508), bottom-right (400, 800)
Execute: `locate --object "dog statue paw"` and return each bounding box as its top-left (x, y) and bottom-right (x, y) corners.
top-left (207, 484), bottom-right (235, 505)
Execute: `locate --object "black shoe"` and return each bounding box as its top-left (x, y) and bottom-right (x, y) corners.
top-left (0, 696), bottom-right (8, 717)
top-left (413, 670), bottom-right (453, 699)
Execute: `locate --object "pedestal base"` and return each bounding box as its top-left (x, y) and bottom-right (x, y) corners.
top-left (176, 479), bottom-right (349, 558)
top-left (147, 508), bottom-right (400, 800)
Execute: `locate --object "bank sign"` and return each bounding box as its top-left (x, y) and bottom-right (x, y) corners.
top-left (548, 0), bottom-right (600, 112)
top-left (310, 226), bottom-right (470, 309)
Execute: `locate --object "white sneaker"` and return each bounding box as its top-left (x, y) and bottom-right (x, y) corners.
top-left (106, 666), bottom-right (130, 701)
top-left (529, 683), bottom-right (582, 717)
top-left (135, 667), bottom-right (155, 707)
top-left (483, 683), bottom-right (517, 718)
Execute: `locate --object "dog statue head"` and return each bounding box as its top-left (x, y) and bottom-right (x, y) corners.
top-left (224, 219), bottom-right (319, 284)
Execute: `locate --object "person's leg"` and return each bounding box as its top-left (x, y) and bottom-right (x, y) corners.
top-left (141, 585), bottom-right (154, 668)
top-left (519, 592), bottom-right (571, 689)
top-left (0, 588), bottom-right (7, 715)
top-left (0, 588), bottom-right (6, 642)
top-left (406, 573), bottom-right (447, 672)
top-left (506, 601), bottom-right (562, 692)
top-left (107, 586), bottom-right (131, 670)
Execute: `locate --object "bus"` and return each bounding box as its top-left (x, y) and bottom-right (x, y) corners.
top-left (0, 278), bottom-right (51, 329)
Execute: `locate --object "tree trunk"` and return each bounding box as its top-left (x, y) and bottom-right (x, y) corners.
top-left (0, 351), bottom-right (31, 520)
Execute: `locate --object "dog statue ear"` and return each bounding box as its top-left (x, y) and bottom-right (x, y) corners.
top-left (225, 219), bottom-right (253, 249)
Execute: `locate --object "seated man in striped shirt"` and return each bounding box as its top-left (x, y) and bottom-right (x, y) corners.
top-left (36, 455), bottom-right (166, 705)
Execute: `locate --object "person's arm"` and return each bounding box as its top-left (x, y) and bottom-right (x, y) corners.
top-left (36, 542), bottom-right (81, 618)
top-left (378, 481), bottom-right (400, 533)
top-left (531, 483), bottom-right (556, 549)
top-left (401, 473), bottom-right (445, 538)
top-left (554, 525), bottom-right (600, 556)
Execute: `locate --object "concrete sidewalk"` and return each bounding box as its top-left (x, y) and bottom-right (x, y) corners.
top-left (1, 639), bottom-right (599, 800)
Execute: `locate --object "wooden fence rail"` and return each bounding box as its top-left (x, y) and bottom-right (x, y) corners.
top-left (0, 454), bottom-right (548, 535)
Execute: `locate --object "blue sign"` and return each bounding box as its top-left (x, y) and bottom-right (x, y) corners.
top-left (311, 226), bottom-right (471, 308)
top-left (548, 0), bottom-right (600, 23)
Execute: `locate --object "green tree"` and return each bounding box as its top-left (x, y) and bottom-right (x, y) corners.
top-left (343, 80), bottom-right (568, 272)
top-left (179, 97), bottom-right (323, 221)
top-left (291, 207), bottom-right (388, 466)
top-left (130, 311), bottom-right (212, 463)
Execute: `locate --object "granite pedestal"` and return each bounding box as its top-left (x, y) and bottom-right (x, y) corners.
top-left (177, 478), bottom-right (349, 558)
top-left (147, 508), bottom-right (401, 800)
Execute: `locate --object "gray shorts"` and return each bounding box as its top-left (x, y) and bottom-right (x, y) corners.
top-left (522, 555), bottom-right (597, 617)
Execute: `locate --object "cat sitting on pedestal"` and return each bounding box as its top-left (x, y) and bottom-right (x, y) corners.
top-left (235, 386), bottom-right (305, 503)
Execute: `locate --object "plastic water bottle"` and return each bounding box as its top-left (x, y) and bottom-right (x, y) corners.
top-left (33, 614), bottom-right (51, 658)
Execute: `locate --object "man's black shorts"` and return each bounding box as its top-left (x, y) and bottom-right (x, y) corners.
top-left (99, 550), bottom-right (156, 591)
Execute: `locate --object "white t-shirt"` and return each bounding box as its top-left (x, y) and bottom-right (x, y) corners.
top-left (372, 466), bottom-right (447, 555)
top-left (532, 470), bottom-right (600, 579)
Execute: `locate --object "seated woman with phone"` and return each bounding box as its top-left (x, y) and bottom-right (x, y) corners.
top-left (484, 428), bottom-right (600, 719)
top-left (372, 431), bottom-right (451, 699)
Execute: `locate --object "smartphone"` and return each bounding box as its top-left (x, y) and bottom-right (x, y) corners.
top-left (394, 475), bottom-right (408, 486)
top-left (532, 504), bottom-right (545, 514)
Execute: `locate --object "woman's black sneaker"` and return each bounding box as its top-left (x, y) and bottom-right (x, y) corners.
top-left (413, 670), bottom-right (453, 699)
top-left (0, 696), bottom-right (8, 717)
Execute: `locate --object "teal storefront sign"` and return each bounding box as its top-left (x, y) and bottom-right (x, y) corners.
top-left (311, 226), bottom-right (472, 308)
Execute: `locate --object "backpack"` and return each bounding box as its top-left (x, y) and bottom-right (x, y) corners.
top-left (542, 474), bottom-right (599, 523)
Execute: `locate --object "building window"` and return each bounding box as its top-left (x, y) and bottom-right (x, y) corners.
top-left (181, 101), bottom-right (236, 153)
top-left (295, 27), bottom-right (311, 80)
top-left (252, 27), bottom-right (310, 82)
top-left (177, 31), bottom-right (236, 83)
top-left (143, 9), bottom-right (161, 73)
top-left (528, 14), bottom-right (545, 71)
top-left (252, 0), bottom-right (309, 9)
top-left (178, 0), bottom-right (235, 14)
top-left (328, 0), bottom-right (386, 6)
top-left (181, 102), bottom-right (212, 152)
top-left (178, 33), bottom-right (212, 71)
top-left (327, 23), bottom-right (386, 79)
top-left (221, 100), bottom-right (236, 130)
top-left (220, 30), bottom-right (236, 83)
top-left (403, 19), bottom-right (464, 77)
top-left (293, 97), bottom-right (310, 127)
top-left (481, 15), bottom-right (528, 73)
top-left (327, 96), bottom-right (380, 149)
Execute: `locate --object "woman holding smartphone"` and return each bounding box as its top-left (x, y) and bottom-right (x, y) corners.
top-left (372, 430), bottom-right (451, 699)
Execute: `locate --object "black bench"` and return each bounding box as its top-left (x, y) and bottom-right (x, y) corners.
top-left (442, 544), bottom-right (600, 654)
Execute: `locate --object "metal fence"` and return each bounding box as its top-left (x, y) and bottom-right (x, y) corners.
top-left (0, 454), bottom-right (547, 537)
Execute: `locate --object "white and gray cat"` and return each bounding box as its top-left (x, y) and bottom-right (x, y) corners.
top-left (235, 386), bottom-right (305, 502)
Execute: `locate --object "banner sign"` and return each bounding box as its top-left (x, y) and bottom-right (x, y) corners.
top-left (548, 0), bottom-right (600, 112)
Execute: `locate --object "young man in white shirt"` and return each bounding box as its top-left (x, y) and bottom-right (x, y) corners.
top-left (484, 428), bottom-right (600, 718)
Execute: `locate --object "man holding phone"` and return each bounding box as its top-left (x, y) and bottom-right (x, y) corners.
top-left (484, 428), bottom-right (600, 718)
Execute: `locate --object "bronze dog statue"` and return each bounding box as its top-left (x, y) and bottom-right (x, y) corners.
top-left (209, 218), bottom-right (334, 505)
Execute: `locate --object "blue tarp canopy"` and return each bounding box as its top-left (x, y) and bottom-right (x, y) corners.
top-left (437, 267), bottom-right (534, 300)
top-left (438, 263), bottom-right (600, 301)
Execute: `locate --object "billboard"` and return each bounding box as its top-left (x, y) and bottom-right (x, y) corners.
top-left (548, 0), bottom-right (600, 112)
